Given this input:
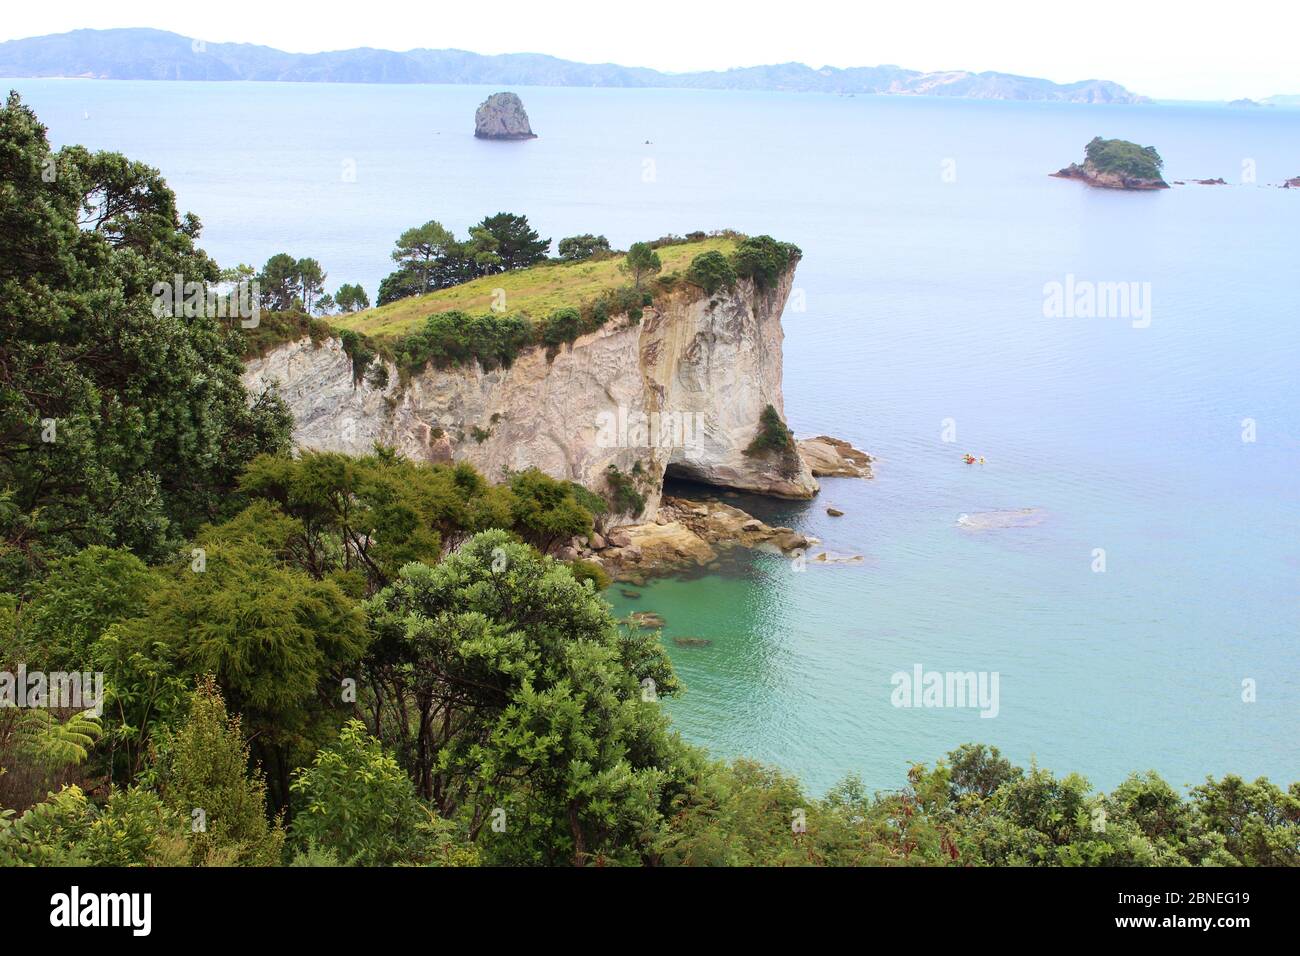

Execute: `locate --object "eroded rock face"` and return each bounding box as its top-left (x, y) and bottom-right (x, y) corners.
top-left (474, 92), bottom-right (536, 139)
top-left (241, 266), bottom-right (818, 521)
top-left (797, 435), bottom-right (873, 478)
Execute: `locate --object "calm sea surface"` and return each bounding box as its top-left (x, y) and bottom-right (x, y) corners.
top-left (11, 79), bottom-right (1298, 793)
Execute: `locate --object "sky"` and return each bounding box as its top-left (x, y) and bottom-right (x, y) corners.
top-left (1, 0), bottom-right (1296, 101)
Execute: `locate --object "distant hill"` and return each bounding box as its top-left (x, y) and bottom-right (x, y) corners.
top-left (0, 28), bottom-right (1149, 103)
top-left (1260, 94), bottom-right (1300, 107)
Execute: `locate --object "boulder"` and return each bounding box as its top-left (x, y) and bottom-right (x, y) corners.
top-left (797, 435), bottom-right (873, 478)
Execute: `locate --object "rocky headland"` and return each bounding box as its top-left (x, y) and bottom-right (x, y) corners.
top-left (242, 236), bottom-right (876, 583)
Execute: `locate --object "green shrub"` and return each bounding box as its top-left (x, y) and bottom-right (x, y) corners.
top-left (391, 310), bottom-right (533, 375)
top-left (290, 720), bottom-right (472, 866)
top-left (731, 235), bottom-right (802, 290)
top-left (685, 250), bottom-right (737, 295)
top-left (339, 328), bottom-right (376, 384)
top-left (605, 464), bottom-right (647, 516)
top-left (541, 307), bottom-right (582, 348)
top-left (567, 558), bottom-right (612, 591)
top-left (744, 404), bottom-right (801, 478)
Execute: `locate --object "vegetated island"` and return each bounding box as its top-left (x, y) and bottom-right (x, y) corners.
top-left (1051, 136), bottom-right (1169, 190)
top-left (474, 92), bottom-right (536, 140)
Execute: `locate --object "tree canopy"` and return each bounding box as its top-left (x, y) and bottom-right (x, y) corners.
top-left (0, 92), bottom-right (292, 592)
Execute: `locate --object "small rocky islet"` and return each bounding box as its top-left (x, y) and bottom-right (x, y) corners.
top-left (474, 92), bottom-right (537, 140)
top-left (1051, 136), bottom-right (1168, 190)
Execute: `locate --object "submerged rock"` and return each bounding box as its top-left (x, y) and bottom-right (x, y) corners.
top-left (474, 92), bottom-right (537, 140)
top-left (956, 508), bottom-right (1047, 530)
top-left (672, 636), bottom-right (713, 648)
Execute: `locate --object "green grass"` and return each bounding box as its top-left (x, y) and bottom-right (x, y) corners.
top-left (336, 237), bottom-right (739, 339)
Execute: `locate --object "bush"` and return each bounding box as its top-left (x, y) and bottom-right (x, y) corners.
top-left (392, 310), bottom-right (533, 374)
top-left (744, 404), bottom-right (801, 479)
top-left (339, 328), bottom-right (376, 384)
top-left (685, 250), bottom-right (737, 295)
top-left (156, 676), bottom-right (286, 866)
top-left (290, 720), bottom-right (465, 866)
top-left (567, 558), bottom-right (612, 591)
top-left (541, 307), bottom-right (582, 348)
top-left (731, 235), bottom-right (802, 290)
top-left (605, 464), bottom-right (647, 516)
top-left (744, 404), bottom-right (796, 458)
top-left (557, 234), bottom-right (612, 261)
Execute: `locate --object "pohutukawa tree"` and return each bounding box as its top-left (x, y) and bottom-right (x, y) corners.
top-left (0, 92), bottom-right (292, 591)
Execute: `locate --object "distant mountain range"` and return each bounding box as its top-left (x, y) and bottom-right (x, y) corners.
top-left (0, 28), bottom-right (1149, 104)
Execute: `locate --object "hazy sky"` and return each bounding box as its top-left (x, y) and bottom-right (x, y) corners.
top-left (2, 0), bottom-right (1296, 101)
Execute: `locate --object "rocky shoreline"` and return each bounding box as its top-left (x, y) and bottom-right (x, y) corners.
top-left (1050, 162), bottom-right (1169, 191)
top-left (796, 435), bottom-right (874, 478)
top-left (562, 496), bottom-right (817, 584)
top-left (558, 435), bottom-right (873, 584)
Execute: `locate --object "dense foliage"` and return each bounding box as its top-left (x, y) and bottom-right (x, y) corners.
top-left (1, 98), bottom-right (1292, 869)
top-left (0, 92), bottom-right (293, 592)
top-left (731, 234), bottom-right (802, 290)
top-left (377, 213), bottom-right (549, 305)
top-left (1083, 136), bottom-right (1165, 181)
top-left (684, 249), bottom-right (737, 294)
top-left (557, 234), bottom-right (611, 261)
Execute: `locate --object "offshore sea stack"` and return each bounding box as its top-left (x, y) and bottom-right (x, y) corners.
top-left (474, 92), bottom-right (537, 140)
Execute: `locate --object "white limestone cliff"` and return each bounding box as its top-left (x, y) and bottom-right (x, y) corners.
top-left (241, 267), bottom-right (818, 521)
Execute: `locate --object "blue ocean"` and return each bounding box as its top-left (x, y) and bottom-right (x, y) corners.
top-left (12, 78), bottom-right (1298, 793)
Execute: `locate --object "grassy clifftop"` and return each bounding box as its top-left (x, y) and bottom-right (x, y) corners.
top-left (337, 236), bottom-right (738, 339)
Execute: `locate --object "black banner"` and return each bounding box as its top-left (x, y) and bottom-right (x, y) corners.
top-left (0, 865), bottom-right (1279, 941)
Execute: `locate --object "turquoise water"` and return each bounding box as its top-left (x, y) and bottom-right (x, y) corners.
top-left (11, 79), bottom-right (1298, 792)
